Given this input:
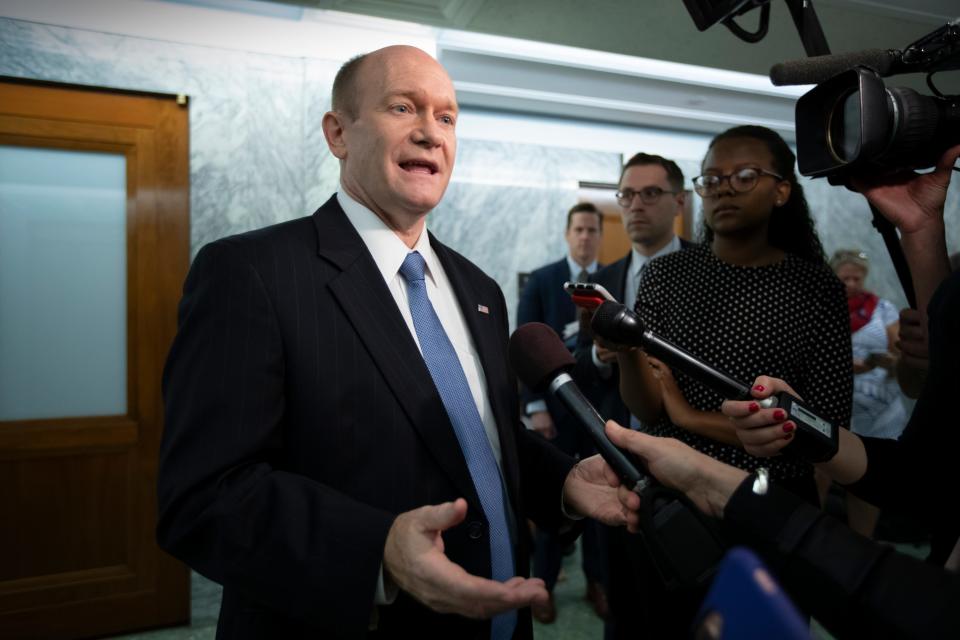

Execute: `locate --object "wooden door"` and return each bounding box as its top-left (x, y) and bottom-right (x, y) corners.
top-left (0, 79), bottom-right (190, 638)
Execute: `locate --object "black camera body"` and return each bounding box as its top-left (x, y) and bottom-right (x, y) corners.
top-left (796, 66), bottom-right (960, 181)
top-left (682, 2), bottom-right (960, 180)
top-left (791, 18), bottom-right (960, 180)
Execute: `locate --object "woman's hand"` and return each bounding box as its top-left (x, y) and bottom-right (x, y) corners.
top-left (720, 376), bottom-right (799, 457)
top-left (649, 357), bottom-right (742, 446)
top-left (648, 357), bottom-right (694, 427)
top-left (602, 421), bottom-right (748, 530)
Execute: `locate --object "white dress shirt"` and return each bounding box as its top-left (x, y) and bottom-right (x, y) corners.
top-left (339, 190), bottom-right (512, 614)
top-left (338, 190), bottom-right (503, 468)
top-left (623, 235), bottom-right (682, 310)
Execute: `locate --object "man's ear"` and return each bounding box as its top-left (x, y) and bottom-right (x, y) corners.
top-left (674, 190), bottom-right (686, 216)
top-left (322, 110), bottom-right (348, 160)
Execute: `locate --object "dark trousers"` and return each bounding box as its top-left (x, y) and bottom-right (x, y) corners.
top-left (534, 519), bottom-right (609, 591)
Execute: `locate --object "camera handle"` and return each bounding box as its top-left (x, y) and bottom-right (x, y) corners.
top-left (783, 0), bottom-right (831, 57)
top-left (870, 203), bottom-right (918, 308)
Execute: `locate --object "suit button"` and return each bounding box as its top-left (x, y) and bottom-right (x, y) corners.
top-left (467, 521), bottom-right (484, 540)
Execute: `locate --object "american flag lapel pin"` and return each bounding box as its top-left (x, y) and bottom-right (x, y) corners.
top-left (477, 304), bottom-right (489, 315)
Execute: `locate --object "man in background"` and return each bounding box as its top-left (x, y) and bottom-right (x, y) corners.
top-left (575, 152), bottom-right (693, 639)
top-left (516, 202), bottom-right (607, 622)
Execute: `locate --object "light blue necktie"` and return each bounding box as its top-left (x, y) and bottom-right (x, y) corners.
top-left (399, 251), bottom-right (516, 640)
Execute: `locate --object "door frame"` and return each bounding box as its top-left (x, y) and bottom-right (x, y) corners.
top-left (0, 77), bottom-right (190, 638)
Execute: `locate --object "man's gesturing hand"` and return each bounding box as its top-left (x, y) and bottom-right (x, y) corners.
top-left (383, 499), bottom-right (548, 619)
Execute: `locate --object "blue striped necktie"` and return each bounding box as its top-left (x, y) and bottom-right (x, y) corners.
top-left (398, 251), bottom-right (516, 640)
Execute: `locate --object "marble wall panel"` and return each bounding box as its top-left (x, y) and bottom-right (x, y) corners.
top-left (429, 139), bottom-right (621, 328)
top-left (0, 18), bottom-right (309, 256)
top-left (302, 58), bottom-right (342, 210)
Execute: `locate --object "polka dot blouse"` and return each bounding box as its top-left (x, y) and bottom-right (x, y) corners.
top-left (635, 243), bottom-right (853, 480)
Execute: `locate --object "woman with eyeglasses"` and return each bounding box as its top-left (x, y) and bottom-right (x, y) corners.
top-left (602, 125), bottom-right (852, 638)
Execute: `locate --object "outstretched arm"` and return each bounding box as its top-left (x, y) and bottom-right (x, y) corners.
top-left (648, 357), bottom-right (740, 446)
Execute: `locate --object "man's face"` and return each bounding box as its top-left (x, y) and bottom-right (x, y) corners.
top-left (618, 165), bottom-right (683, 250)
top-left (329, 46), bottom-right (458, 222)
top-left (565, 211), bottom-right (602, 266)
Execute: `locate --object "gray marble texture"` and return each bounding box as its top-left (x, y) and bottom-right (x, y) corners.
top-left (0, 17), bottom-right (315, 256)
top-left (431, 139), bottom-right (621, 328)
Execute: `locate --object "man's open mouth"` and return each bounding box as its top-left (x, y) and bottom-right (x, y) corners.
top-left (399, 160), bottom-right (438, 175)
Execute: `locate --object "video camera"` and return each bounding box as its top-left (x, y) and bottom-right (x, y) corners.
top-left (683, 0), bottom-right (960, 180)
top-left (784, 23), bottom-right (960, 180)
top-left (683, 0), bottom-right (960, 307)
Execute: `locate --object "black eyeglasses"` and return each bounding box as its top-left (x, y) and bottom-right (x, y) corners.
top-left (615, 186), bottom-right (676, 206)
top-left (692, 168), bottom-right (784, 197)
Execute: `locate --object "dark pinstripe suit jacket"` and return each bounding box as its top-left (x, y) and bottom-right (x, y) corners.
top-left (157, 196), bottom-right (575, 639)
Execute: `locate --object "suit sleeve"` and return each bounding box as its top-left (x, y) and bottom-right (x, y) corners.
top-left (157, 240), bottom-right (394, 633)
top-left (723, 479), bottom-right (960, 639)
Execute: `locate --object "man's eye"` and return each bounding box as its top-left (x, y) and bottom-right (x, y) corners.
top-left (439, 114), bottom-right (455, 126)
top-left (393, 104), bottom-right (410, 113)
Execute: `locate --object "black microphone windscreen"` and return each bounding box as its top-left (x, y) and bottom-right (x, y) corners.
top-left (509, 323), bottom-right (575, 392)
top-left (591, 301), bottom-right (645, 345)
top-left (769, 49), bottom-right (894, 86)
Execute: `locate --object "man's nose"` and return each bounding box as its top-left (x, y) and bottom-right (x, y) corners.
top-left (412, 116), bottom-right (443, 146)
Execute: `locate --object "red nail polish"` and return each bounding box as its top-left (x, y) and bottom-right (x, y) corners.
top-left (754, 384), bottom-right (765, 392)
top-left (783, 422), bottom-right (795, 433)
top-left (784, 433), bottom-right (793, 441)
top-left (748, 402), bottom-right (760, 413)
top-left (773, 409), bottom-right (786, 421)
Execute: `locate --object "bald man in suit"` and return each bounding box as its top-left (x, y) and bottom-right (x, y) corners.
top-left (158, 45), bottom-right (625, 639)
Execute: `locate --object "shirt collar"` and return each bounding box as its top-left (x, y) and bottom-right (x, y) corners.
top-left (337, 189), bottom-right (439, 286)
top-left (629, 235), bottom-right (681, 276)
top-left (566, 255), bottom-right (598, 277)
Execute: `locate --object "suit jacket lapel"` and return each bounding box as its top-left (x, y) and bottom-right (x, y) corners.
top-left (616, 253), bottom-right (631, 302)
top-left (431, 237), bottom-right (521, 509)
top-left (313, 197), bottom-right (481, 508)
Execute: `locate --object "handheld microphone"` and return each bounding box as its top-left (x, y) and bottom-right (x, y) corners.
top-left (508, 322), bottom-right (651, 494)
top-left (769, 49), bottom-right (898, 85)
top-left (510, 321), bottom-right (727, 589)
top-left (591, 301), bottom-right (761, 402)
top-left (591, 302), bottom-right (838, 463)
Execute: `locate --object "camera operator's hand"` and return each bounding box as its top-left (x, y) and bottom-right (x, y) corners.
top-left (602, 421), bottom-right (747, 531)
top-left (850, 145), bottom-right (959, 320)
top-left (721, 376), bottom-right (799, 458)
top-left (848, 144), bottom-right (960, 235)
